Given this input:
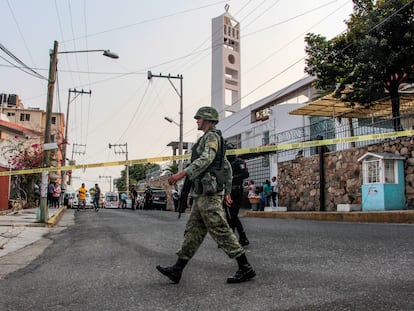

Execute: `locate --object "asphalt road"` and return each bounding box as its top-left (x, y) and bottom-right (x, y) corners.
top-left (0, 208), bottom-right (413, 311)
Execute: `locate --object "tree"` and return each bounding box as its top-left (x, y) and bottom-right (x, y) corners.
top-left (166, 162), bottom-right (178, 175)
top-left (305, 0), bottom-right (414, 131)
top-left (1, 138), bottom-right (42, 203)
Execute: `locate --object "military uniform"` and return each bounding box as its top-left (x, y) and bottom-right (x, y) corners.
top-left (176, 127), bottom-right (245, 261)
top-left (157, 106), bottom-right (255, 284)
top-left (225, 153), bottom-right (250, 246)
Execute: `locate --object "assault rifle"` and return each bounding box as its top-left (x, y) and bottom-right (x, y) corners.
top-left (177, 177), bottom-right (191, 219)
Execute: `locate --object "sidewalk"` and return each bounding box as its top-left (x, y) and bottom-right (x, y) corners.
top-left (244, 209), bottom-right (414, 223)
top-left (0, 207), bottom-right (66, 259)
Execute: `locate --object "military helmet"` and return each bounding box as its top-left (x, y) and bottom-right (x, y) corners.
top-left (194, 106), bottom-right (219, 123)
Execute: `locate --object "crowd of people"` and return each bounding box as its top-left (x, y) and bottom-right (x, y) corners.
top-left (247, 177), bottom-right (278, 211)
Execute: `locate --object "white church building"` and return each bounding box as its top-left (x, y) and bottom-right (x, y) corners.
top-left (211, 6), bottom-right (318, 183)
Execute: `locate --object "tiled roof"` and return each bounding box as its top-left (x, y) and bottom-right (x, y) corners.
top-left (0, 119), bottom-right (42, 137)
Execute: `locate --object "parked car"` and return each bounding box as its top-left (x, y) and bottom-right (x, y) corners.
top-left (63, 192), bottom-right (76, 208)
top-left (103, 192), bottom-right (135, 209)
top-left (72, 191), bottom-right (94, 209)
top-left (151, 188), bottom-right (167, 210)
top-left (103, 192), bottom-right (119, 209)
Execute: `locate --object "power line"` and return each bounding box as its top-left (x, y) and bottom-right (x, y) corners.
top-left (0, 43), bottom-right (47, 80)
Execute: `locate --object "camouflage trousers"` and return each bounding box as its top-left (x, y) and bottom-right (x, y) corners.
top-left (176, 195), bottom-right (245, 261)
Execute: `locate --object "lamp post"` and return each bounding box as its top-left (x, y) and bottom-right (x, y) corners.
top-left (164, 116), bottom-right (180, 169)
top-left (99, 175), bottom-right (112, 192)
top-left (39, 40), bottom-right (119, 223)
top-left (108, 143), bottom-right (129, 195)
top-left (148, 71), bottom-right (183, 171)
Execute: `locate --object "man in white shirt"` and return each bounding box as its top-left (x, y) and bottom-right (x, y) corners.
top-left (271, 176), bottom-right (278, 207)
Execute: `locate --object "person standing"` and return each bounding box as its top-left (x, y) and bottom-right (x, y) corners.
top-left (77, 183), bottom-right (87, 211)
top-left (53, 182), bottom-right (61, 208)
top-left (263, 180), bottom-right (272, 208)
top-left (224, 143), bottom-right (250, 246)
top-left (247, 180), bottom-right (256, 198)
top-left (93, 183), bottom-right (101, 211)
top-left (144, 186), bottom-right (153, 209)
top-left (47, 181), bottom-right (55, 208)
top-left (271, 176), bottom-right (278, 207)
top-left (120, 192), bottom-right (127, 209)
top-left (131, 185), bottom-right (138, 210)
top-left (156, 106), bottom-right (256, 284)
top-left (171, 184), bottom-right (180, 212)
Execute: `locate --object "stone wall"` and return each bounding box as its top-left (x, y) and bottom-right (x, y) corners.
top-left (278, 137), bottom-right (414, 211)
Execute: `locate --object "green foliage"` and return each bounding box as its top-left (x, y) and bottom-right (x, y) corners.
top-left (166, 162), bottom-right (178, 174)
top-left (305, 0), bottom-right (414, 130)
top-left (1, 138), bottom-right (42, 202)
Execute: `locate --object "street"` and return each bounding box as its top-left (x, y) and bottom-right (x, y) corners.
top-left (0, 208), bottom-right (413, 311)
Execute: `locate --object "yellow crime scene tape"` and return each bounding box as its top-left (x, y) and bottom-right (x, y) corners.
top-left (1, 129), bottom-right (413, 177)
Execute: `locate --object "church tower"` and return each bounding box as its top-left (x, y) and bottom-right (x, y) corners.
top-left (211, 5), bottom-right (241, 120)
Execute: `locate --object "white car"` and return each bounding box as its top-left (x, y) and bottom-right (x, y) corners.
top-left (72, 191), bottom-right (94, 209)
top-left (103, 192), bottom-right (119, 209)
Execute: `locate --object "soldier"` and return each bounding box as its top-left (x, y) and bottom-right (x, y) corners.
top-left (157, 106), bottom-right (256, 284)
top-left (224, 143), bottom-right (250, 246)
top-left (93, 183), bottom-right (101, 212)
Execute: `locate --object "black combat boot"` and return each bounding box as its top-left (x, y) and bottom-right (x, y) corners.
top-left (227, 254), bottom-right (256, 284)
top-left (238, 232), bottom-right (250, 247)
top-left (156, 258), bottom-right (188, 284)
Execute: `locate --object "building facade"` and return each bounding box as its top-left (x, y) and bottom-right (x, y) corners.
top-left (211, 5), bottom-right (241, 119)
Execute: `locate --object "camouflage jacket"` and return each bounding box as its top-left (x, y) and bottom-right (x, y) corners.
top-left (184, 127), bottom-right (232, 196)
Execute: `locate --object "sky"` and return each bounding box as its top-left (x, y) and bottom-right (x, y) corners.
top-left (0, 0), bottom-right (354, 192)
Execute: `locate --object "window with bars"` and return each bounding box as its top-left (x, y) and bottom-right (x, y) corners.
top-left (364, 160), bottom-right (381, 183)
top-left (363, 159), bottom-right (396, 184)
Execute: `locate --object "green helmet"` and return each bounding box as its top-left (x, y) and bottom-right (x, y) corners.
top-left (194, 106), bottom-right (219, 123)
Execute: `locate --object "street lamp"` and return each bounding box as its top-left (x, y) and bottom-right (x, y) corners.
top-left (39, 40), bottom-right (119, 223)
top-left (148, 71), bottom-right (183, 171)
top-left (164, 116), bottom-right (179, 126)
top-left (164, 116), bottom-right (181, 169)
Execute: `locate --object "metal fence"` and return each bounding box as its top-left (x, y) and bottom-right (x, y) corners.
top-left (276, 112), bottom-right (414, 161)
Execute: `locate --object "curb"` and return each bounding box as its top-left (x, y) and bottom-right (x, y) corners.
top-left (46, 206), bottom-right (66, 227)
top-left (244, 210), bottom-right (414, 223)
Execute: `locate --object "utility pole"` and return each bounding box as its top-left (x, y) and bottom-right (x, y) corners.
top-left (39, 40), bottom-right (59, 223)
top-left (69, 143), bottom-right (86, 186)
top-left (99, 175), bottom-right (112, 192)
top-left (62, 89), bottom-right (91, 190)
top-left (109, 143), bottom-right (129, 194)
top-left (38, 40), bottom-right (118, 224)
top-left (147, 71), bottom-right (184, 171)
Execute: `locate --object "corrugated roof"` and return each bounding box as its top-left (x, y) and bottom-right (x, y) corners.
top-left (289, 91), bottom-right (414, 119)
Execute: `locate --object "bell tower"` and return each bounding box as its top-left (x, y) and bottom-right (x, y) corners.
top-left (211, 4), bottom-right (241, 120)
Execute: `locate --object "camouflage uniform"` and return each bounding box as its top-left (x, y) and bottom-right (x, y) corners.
top-left (176, 126), bottom-right (245, 260)
top-left (157, 106), bottom-right (255, 284)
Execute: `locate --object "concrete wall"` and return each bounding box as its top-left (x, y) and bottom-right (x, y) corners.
top-left (278, 137), bottom-right (414, 211)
